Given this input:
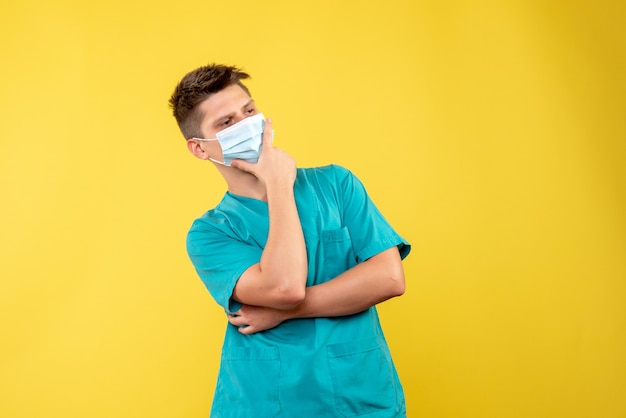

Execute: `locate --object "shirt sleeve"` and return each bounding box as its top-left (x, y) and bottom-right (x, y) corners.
top-left (333, 165), bottom-right (411, 262)
top-left (186, 215), bottom-right (262, 313)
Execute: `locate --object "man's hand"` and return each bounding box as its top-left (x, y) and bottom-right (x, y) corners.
top-left (228, 304), bottom-right (288, 335)
top-left (230, 118), bottom-right (297, 189)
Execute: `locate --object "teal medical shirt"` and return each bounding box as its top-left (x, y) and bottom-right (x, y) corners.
top-left (187, 165), bottom-right (411, 418)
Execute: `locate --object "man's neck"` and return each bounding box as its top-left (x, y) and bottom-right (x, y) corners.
top-left (218, 166), bottom-right (268, 201)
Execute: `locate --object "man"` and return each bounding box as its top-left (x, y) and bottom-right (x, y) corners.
top-left (169, 64), bottom-right (411, 417)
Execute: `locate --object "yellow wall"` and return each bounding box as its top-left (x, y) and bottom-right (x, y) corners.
top-left (1, 0), bottom-right (624, 417)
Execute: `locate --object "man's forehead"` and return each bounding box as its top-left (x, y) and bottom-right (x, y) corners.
top-left (199, 85), bottom-right (252, 122)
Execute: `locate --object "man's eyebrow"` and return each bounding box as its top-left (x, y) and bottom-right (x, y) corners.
top-left (241, 99), bottom-right (255, 109)
top-left (212, 100), bottom-right (256, 127)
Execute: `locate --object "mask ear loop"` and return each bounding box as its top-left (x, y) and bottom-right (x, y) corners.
top-left (208, 157), bottom-right (226, 166)
top-left (188, 137), bottom-right (226, 165)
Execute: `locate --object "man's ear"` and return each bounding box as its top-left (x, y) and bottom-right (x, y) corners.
top-left (187, 139), bottom-right (210, 160)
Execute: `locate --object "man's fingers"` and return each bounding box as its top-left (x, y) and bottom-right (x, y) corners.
top-left (230, 159), bottom-right (253, 173)
top-left (238, 326), bottom-right (255, 335)
top-left (228, 316), bottom-right (255, 334)
top-left (261, 118), bottom-right (273, 150)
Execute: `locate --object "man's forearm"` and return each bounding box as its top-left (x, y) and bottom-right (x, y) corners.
top-left (261, 185), bottom-right (308, 296)
top-left (286, 246), bottom-right (405, 319)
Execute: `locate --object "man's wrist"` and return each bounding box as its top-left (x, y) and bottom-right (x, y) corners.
top-left (265, 181), bottom-right (295, 198)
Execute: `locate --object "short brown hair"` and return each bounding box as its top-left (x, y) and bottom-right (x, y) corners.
top-left (169, 64), bottom-right (251, 139)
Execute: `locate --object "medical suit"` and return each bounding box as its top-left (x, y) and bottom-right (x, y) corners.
top-left (187, 164), bottom-right (411, 417)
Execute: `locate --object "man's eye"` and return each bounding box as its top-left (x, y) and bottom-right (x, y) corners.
top-left (246, 108), bottom-right (256, 114)
top-left (222, 118), bottom-right (232, 126)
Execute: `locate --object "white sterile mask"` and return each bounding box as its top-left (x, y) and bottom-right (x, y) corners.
top-left (191, 113), bottom-right (265, 166)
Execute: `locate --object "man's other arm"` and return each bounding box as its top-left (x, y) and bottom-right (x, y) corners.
top-left (229, 246), bottom-right (405, 334)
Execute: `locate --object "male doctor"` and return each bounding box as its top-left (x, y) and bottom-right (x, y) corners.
top-left (169, 63), bottom-right (411, 417)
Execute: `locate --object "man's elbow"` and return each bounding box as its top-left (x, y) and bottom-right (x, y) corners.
top-left (385, 259), bottom-right (406, 297)
top-left (389, 273), bottom-right (406, 297)
top-left (373, 247), bottom-right (406, 298)
top-left (394, 280), bottom-right (406, 297)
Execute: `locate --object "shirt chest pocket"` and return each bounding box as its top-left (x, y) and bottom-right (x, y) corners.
top-left (319, 227), bottom-right (356, 281)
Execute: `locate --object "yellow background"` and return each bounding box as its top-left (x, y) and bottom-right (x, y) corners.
top-left (1, 0), bottom-right (625, 417)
